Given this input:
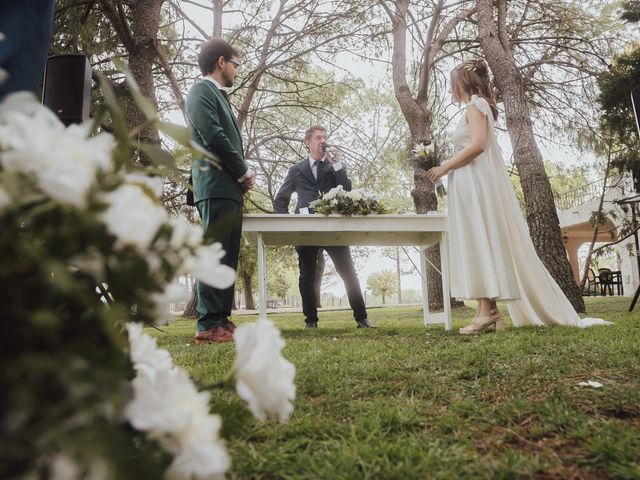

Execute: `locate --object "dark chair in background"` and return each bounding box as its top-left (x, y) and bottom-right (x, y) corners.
top-left (598, 268), bottom-right (623, 296)
top-left (582, 268), bottom-right (600, 296)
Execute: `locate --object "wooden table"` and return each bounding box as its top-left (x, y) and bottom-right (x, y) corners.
top-left (242, 214), bottom-right (451, 330)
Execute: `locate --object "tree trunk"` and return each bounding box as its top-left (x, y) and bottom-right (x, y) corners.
top-left (212, 0), bottom-right (223, 37)
top-left (183, 290), bottom-right (197, 318)
top-left (100, 0), bottom-right (162, 166)
top-left (580, 144), bottom-right (612, 288)
top-left (242, 270), bottom-right (255, 310)
top-left (387, 0), bottom-right (443, 309)
top-left (477, 0), bottom-right (585, 312)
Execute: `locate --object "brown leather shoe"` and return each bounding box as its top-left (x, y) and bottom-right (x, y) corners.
top-left (194, 326), bottom-right (234, 344)
top-left (223, 321), bottom-right (237, 332)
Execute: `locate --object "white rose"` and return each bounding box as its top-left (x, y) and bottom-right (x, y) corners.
top-left (350, 190), bottom-right (363, 202)
top-left (151, 281), bottom-right (190, 326)
top-left (50, 454), bottom-right (80, 480)
top-left (166, 417), bottom-right (231, 480)
top-left (183, 242), bottom-right (235, 289)
top-left (0, 94), bottom-right (114, 208)
top-left (100, 184), bottom-right (168, 250)
top-left (0, 92), bottom-right (61, 121)
top-left (234, 318), bottom-right (296, 422)
top-left (125, 367), bottom-right (213, 440)
top-left (323, 185), bottom-right (342, 200)
top-left (0, 185), bottom-right (10, 212)
top-left (126, 322), bottom-right (174, 377)
top-left (124, 326), bottom-right (230, 479)
top-left (168, 216), bottom-right (202, 250)
top-left (125, 172), bottom-right (164, 199)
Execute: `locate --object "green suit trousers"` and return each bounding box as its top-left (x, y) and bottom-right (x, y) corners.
top-left (195, 198), bottom-right (243, 331)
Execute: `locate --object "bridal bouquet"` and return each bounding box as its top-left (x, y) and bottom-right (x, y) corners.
top-left (0, 86), bottom-right (295, 479)
top-left (309, 185), bottom-right (388, 216)
top-left (411, 140), bottom-right (447, 198)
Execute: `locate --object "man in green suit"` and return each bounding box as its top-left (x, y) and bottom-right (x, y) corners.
top-left (185, 38), bottom-right (256, 343)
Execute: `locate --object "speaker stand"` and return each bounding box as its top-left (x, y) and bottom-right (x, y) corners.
top-left (630, 284), bottom-right (640, 312)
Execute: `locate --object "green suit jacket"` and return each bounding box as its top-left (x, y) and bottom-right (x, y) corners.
top-left (185, 79), bottom-right (249, 203)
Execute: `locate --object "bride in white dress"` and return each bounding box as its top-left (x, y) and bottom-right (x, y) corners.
top-left (426, 59), bottom-right (609, 334)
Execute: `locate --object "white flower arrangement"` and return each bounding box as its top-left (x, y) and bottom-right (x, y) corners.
top-left (0, 92), bottom-right (296, 479)
top-left (309, 185), bottom-right (388, 216)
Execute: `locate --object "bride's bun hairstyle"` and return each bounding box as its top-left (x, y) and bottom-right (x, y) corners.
top-left (451, 59), bottom-right (498, 120)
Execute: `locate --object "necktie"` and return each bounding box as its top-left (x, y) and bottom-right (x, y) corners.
top-left (219, 88), bottom-right (231, 107)
top-left (313, 160), bottom-right (321, 179)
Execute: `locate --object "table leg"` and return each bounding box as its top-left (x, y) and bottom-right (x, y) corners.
top-left (257, 233), bottom-right (267, 319)
top-left (420, 247), bottom-right (429, 326)
top-left (440, 232), bottom-right (452, 331)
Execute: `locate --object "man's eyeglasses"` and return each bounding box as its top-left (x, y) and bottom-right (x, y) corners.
top-left (227, 59), bottom-right (240, 69)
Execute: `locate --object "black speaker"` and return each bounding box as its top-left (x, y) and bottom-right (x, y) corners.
top-left (42, 55), bottom-right (92, 126)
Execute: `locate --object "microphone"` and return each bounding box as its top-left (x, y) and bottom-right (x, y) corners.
top-left (321, 142), bottom-right (334, 151)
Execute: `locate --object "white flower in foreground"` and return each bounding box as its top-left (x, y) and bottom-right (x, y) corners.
top-left (50, 454), bottom-right (80, 480)
top-left (151, 281), bottom-right (190, 326)
top-left (125, 326), bottom-right (230, 479)
top-left (0, 185), bottom-right (10, 212)
top-left (234, 318), bottom-right (296, 422)
top-left (100, 183), bottom-right (168, 250)
top-left (0, 93), bottom-right (114, 208)
top-left (126, 323), bottom-right (173, 377)
top-left (125, 367), bottom-right (213, 441)
top-left (169, 216), bottom-right (203, 250)
top-left (125, 172), bottom-right (165, 199)
top-left (166, 418), bottom-right (230, 480)
top-left (183, 242), bottom-right (236, 289)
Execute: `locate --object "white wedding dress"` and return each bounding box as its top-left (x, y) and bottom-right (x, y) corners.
top-left (447, 95), bottom-right (609, 327)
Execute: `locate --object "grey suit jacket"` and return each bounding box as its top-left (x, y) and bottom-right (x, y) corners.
top-left (274, 158), bottom-right (352, 213)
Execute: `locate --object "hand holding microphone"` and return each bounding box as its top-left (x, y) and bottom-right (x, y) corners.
top-left (321, 142), bottom-right (341, 164)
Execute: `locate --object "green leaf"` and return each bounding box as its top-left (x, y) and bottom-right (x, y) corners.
top-left (157, 121), bottom-right (191, 146)
top-left (96, 71), bottom-right (128, 140)
top-left (133, 142), bottom-right (176, 169)
top-left (112, 57), bottom-right (158, 121)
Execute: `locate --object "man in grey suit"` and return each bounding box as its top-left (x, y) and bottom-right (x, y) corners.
top-left (185, 38), bottom-right (256, 343)
top-left (274, 125), bottom-right (374, 329)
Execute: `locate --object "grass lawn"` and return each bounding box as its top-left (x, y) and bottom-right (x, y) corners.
top-left (156, 297), bottom-right (639, 479)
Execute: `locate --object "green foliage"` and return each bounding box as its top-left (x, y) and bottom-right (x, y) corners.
top-left (366, 270), bottom-right (398, 304)
top-left (622, 1), bottom-right (640, 22)
top-left (598, 45), bottom-right (640, 177)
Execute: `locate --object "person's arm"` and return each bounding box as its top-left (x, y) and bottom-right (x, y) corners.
top-left (187, 85), bottom-right (249, 180)
top-left (328, 149), bottom-right (352, 190)
top-left (426, 105), bottom-right (487, 182)
top-left (274, 167), bottom-right (296, 213)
